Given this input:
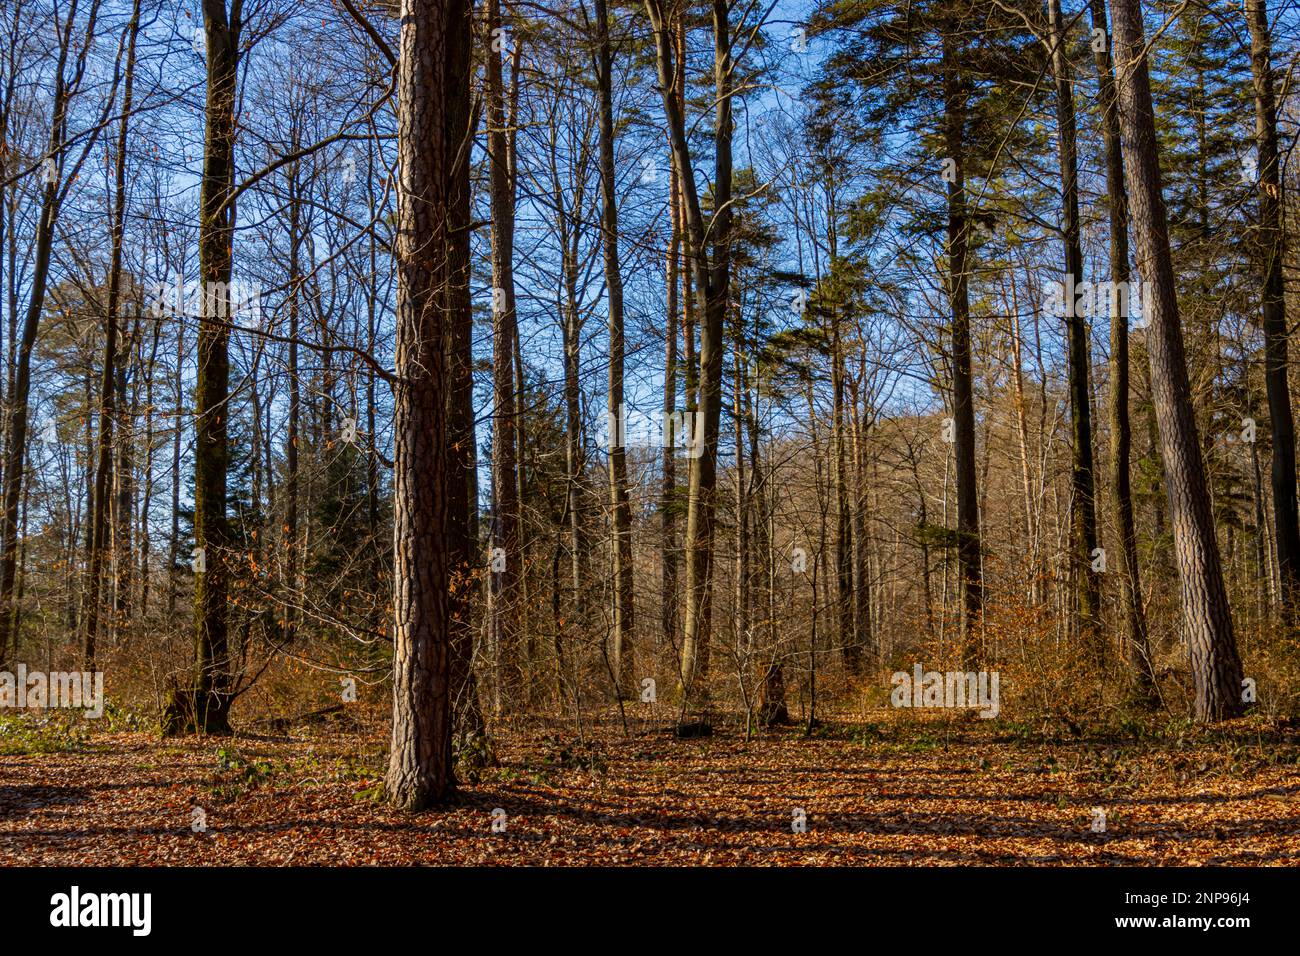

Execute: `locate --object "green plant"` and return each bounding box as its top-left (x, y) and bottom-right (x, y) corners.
top-left (0, 713), bottom-right (90, 754)
top-left (103, 698), bottom-right (153, 733)
top-left (208, 746), bottom-right (281, 801)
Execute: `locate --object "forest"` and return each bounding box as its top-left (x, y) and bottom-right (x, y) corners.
top-left (0, 0), bottom-right (1298, 871)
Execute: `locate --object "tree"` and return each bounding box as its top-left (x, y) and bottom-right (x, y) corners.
top-left (83, 0), bottom-right (142, 668)
top-left (384, 0), bottom-right (473, 809)
top-left (941, 27), bottom-right (982, 665)
top-left (0, 0), bottom-right (107, 672)
top-left (1108, 0), bottom-right (1243, 721)
top-left (163, 0), bottom-right (241, 736)
top-left (643, 0), bottom-right (734, 715)
top-left (592, 0), bottom-right (635, 700)
top-left (1089, 0), bottom-right (1156, 699)
top-left (1045, 0), bottom-right (1100, 653)
top-left (485, 0), bottom-right (523, 708)
top-left (1244, 0), bottom-right (1300, 625)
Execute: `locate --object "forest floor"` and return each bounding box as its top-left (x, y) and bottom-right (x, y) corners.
top-left (2, 711), bottom-right (1299, 865)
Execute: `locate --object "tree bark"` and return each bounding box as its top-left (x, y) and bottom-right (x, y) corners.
top-left (644, 0), bottom-right (733, 714)
top-left (1089, 0), bottom-right (1156, 700)
top-left (661, 99), bottom-right (681, 663)
top-left (1047, 0), bottom-right (1100, 653)
top-left (1244, 0), bottom-right (1300, 625)
top-left (484, 0), bottom-right (522, 708)
top-left (385, 0), bottom-right (471, 808)
top-left (941, 30), bottom-right (982, 666)
top-left (594, 0), bottom-right (635, 698)
top-left (83, 0), bottom-right (141, 667)
top-left (163, 0), bottom-right (240, 736)
top-left (1109, 0), bottom-right (1244, 721)
top-left (446, 9), bottom-right (484, 761)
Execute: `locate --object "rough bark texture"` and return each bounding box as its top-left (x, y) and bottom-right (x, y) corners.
top-left (484, 0), bottom-right (522, 708)
top-left (1089, 0), bottom-right (1156, 700)
top-left (1245, 0), bottom-right (1300, 624)
top-left (661, 110), bottom-right (681, 661)
top-left (942, 31), bottom-right (982, 665)
top-left (384, 0), bottom-right (471, 808)
top-left (447, 93), bottom-right (485, 758)
top-left (1108, 0), bottom-right (1243, 721)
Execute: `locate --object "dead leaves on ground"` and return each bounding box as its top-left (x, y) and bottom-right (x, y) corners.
top-left (1, 717), bottom-right (1298, 865)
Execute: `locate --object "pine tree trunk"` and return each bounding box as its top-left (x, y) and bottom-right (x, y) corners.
top-left (942, 31), bottom-right (982, 665)
top-left (445, 12), bottom-right (484, 763)
top-left (1090, 0), bottom-right (1156, 700)
top-left (1108, 0), bottom-right (1244, 721)
top-left (385, 0), bottom-right (470, 809)
top-left (484, 0), bottom-right (521, 707)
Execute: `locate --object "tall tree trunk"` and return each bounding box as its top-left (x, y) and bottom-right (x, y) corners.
top-left (83, 0), bottom-right (141, 667)
top-left (138, 316), bottom-right (161, 620)
top-left (1109, 0), bottom-right (1244, 721)
top-left (1090, 0), bottom-right (1156, 699)
top-left (661, 106), bottom-right (681, 662)
top-left (446, 18), bottom-right (484, 761)
top-left (754, 362), bottom-right (787, 725)
top-left (113, 312), bottom-right (136, 635)
top-left (849, 374), bottom-right (873, 660)
top-left (645, 0), bottom-right (733, 714)
top-left (1047, 0), bottom-right (1100, 653)
top-left (163, 0), bottom-right (239, 735)
top-left (942, 30), bottom-right (982, 666)
top-left (484, 0), bottom-right (521, 708)
top-left (385, 0), bottom-right (471, 809)
top-left (594, 0), bottom-right (635, 698)
top-left (733, 342), bottom-right (749, 689)
top-left (283, 165), bottom-right (302, 644)
top-left (1245, 0), bottom-right (1300, 625)
top-left (562, 248), bottom-right (585, 629)
top-left (832, 324), bottom-right (857, 674)
top-left (0, 0), bottom-right (93, 670)
top-left (675, 15), bottom-right (696, 422)
top-left (167, 306), bottom-right (184, 621)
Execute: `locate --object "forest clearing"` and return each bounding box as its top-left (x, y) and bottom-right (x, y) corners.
top-left (3, 708), bottom-right (1300, 866)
